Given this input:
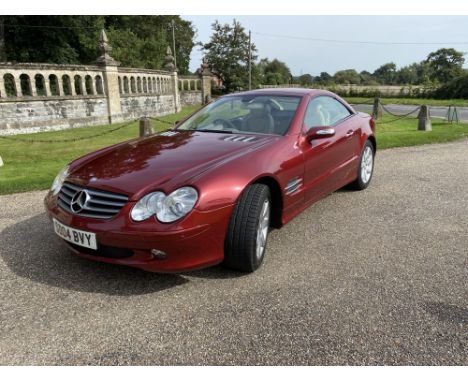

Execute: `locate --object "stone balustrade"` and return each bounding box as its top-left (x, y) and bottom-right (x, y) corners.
top-left (178, 76), bottom-right (201, 92)
top-left (0, 30), bottom-right (212, 135)
top-left (118, 68), bottom-right (174, 96)
top-left (0, 63), bottom-right (106, 99)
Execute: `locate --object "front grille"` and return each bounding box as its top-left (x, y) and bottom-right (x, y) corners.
top-left (68, 243), bottom-right (134, 259)
top-left (58, 182), bottom-right (128, 219)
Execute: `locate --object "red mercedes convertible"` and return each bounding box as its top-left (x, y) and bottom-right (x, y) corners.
top-left (44, 88), bottom-right (376, 273)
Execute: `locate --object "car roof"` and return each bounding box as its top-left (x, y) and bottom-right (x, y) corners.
top-left (225, 88), bottom-right (335, 97)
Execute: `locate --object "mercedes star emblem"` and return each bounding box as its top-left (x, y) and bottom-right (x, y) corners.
top-left (70, 190), bottom-right (91, 214)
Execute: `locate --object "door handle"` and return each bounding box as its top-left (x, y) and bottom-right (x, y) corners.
top-left (316, 128), bottom-right (335, 136)
top-left (346, 130), bottom-right (354, 137)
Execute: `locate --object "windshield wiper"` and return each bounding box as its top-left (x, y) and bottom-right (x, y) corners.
top-left (196, 129), bottom-right (234, 134)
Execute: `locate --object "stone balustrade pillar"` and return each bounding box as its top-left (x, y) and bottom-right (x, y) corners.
top-left (96, 30), bottom-right (122, 123)
top-left (200, 57), bottom-right (212, 104)
top-left (163, 47), bottom-right (181, 113)
top-left (30, 77), bottom-right (37, 96)
top-left (14, 76), bottom-right (22, 97)
top-left (82, 77), bottom-right (88, 96)
top-left (44, 76), bottom-right (51, 96)
top-left (69, 74), bottom-right (76, 96)
top-left (0, 74), bottom-right (6, 98)
top-left (77, 76), bottom-right (85, 95)
top-left (89, 78), bottom-right (95, 96)
top-left (57, 78), bottom-right (64, 96)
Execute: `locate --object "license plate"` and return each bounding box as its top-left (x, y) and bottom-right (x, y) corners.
top-left (53, 218), bottom-right (97, 250)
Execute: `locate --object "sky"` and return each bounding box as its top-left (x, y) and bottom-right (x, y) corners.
top-left (182, 16), bottom-right (468, 76)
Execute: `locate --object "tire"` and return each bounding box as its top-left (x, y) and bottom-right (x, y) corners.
top-left (349, 140), bottom-right (375, 190)
top-left (224, 183), bottom-right (271, 272)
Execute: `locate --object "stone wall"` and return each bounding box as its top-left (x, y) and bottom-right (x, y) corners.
top-left (0, 97), bottom-right (109, 135)
top-left (0, 62), bottom-right (113, 135)
top-left (178, 75), bottom-right (203, 105)
top-left (120, 94), bottom-right (176, 120)
top-left (180, 91), bottom-right (202, 105)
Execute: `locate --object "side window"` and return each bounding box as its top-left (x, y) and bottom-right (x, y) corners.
top-left (304, 96), bottom-right (352, 131)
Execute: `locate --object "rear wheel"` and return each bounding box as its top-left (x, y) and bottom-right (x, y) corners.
top-left (224, 184), bottom-right (271, 272)
top-left (350, 140), bottom-right (374, 190)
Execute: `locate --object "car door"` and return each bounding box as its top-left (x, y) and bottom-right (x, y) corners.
top-left (301, 96), bottom-right (357, 204)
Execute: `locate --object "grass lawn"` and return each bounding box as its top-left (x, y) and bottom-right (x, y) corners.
top-left (0, 105), bottom-right (199, 195)
top-left (375, 114), bottom-right (468, 149)
top-left (345, 96), bottom-right (468, 107)
top-left (1, 105), bottom-right (467, 195)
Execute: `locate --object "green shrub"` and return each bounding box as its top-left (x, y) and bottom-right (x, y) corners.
top-left (433, 73), bottom-right (468, 99)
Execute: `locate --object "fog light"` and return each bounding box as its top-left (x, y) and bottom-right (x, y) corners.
top-left (151, 249), bottom-right (167, 259)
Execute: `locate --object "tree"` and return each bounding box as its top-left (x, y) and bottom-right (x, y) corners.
top-left (105, 16), bottom-right (195, 74)
top-left (359, 70), bottom-right (378, 85)
top-left (298, 73), bottom-right (313, 86)
top-left (334, 69), bottom-right (361, 85)
top-left (373, 62), bottom-right (397, 84)
top-left (262, 58), bottom-right (291, 85)
top-left (425, 48), bottom-right (465, 84)
top-left (1, 16), bottom-right (196, 73)
top-left (202, 19), bottom-right (257, 92)
top-left (3, 16), bottom-right (105, 64)
top-left (315, 72), bottom-right (332, 85)
top-left (433, 72), bottom-right (468, 99)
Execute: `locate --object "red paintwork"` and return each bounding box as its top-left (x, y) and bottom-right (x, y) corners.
top-left (44, 88), bottom-right (376, 272)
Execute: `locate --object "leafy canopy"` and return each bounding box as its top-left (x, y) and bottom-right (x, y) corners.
top-left (1, 16), bottom-right (195, 74)
top-left (202, 19), bottom-right (257, 92)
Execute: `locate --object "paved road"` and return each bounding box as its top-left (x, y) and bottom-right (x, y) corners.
top-left (353, 103), bottom-right (468, 122)
top-left (0, 141), bottom-right (467, 365)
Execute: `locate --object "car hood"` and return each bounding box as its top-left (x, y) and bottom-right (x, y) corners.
top-left (68, 130), bottom-right (278, 199)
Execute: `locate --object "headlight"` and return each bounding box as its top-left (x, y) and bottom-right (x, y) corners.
top-left (50, 164), bottom-right (69, 195)
top-left (131, 187), bottom-right (198, 223)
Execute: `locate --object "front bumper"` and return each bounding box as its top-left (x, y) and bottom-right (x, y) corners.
top-left (44, 192), bottom-right (234, 272)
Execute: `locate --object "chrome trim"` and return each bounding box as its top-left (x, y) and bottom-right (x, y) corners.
top-left (70, 190), bottom-right (91, 214)
top-left (285, 177), bottom-right (303, 195)
top-left (315, 128), bottom-right (335, 136)
top-left (58, 182), bottom-right (128, 219)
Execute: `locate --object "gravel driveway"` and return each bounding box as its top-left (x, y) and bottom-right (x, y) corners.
top-left (0, 140), bottom-right (467, 365)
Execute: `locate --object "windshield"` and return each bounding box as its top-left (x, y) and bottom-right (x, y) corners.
top-left (176, 95), bottom-right (302, 135)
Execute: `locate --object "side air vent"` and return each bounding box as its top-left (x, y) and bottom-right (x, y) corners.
top-left (223, 135), bottom-right (257, 142)
top-left (285, 177), bottom-right (302, 195)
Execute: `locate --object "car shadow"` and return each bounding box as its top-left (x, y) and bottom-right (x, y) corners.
top-left (423, 301), bottom-right (468, 325)
top-left (186, 265), bottom-right (247, 280)
top-left (335, 185), bottom-right (358, 193)
top-left (0, 213), bottom-right (188, 296)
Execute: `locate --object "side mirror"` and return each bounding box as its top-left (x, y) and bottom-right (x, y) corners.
top-left (306, 126), bottom-right (335, 141)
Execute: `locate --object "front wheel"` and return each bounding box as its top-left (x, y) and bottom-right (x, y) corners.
top-left (350, 140), bottom-right (375, 190)
top-left (224, 184), bottom-right (271, 272)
